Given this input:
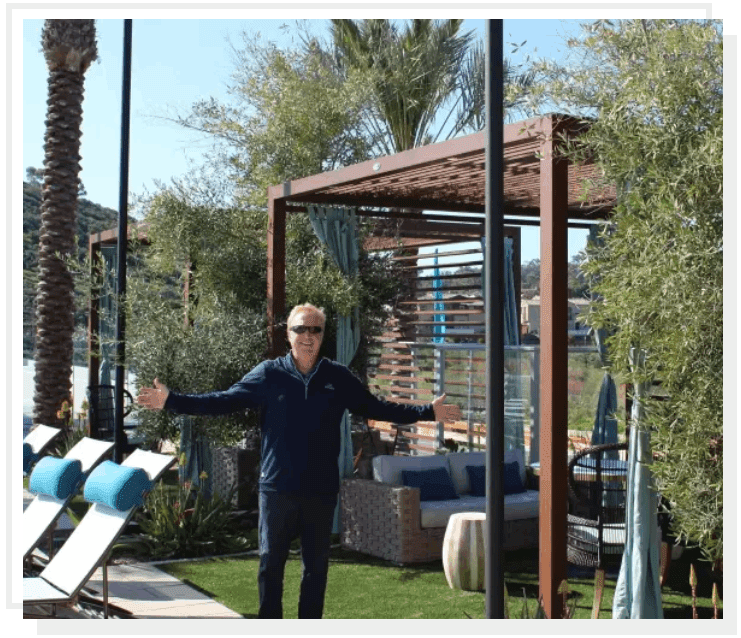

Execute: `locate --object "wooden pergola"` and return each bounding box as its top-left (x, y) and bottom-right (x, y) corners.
top-left (265, 113), bottom-right (616, 618)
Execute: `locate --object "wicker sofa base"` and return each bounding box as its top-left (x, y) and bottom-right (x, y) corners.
top-left (340, 478), bottom-right (539, 565)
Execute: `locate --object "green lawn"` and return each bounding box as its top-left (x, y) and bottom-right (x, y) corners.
top-left (158, 546), bottom-right (722, 620)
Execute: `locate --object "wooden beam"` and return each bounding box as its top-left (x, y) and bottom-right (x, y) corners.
top-left (538, 115), bottom-right (570, 618)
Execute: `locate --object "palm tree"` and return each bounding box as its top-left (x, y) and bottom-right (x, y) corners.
top-left (331, 19), bottom-right (473, 154)
top-left (33, 19), bottom-right (97, 428)
top-left (330, 19), bottom-right (535, 154)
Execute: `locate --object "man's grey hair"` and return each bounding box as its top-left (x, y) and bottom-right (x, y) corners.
top-left (287, 303), bottom-right (326, 327)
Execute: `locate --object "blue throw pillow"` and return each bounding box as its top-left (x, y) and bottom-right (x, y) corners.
top-left (465, 462), bottom-right (526, 497)
top-left (84, 460), bottom-right (153, 511)
top-left (465, 465), bottom-right (486, 497)
top-left (28, 457), bottom-right (83, 500)
top-left (401, 467), bottom-right (459, 502)
top-left (503, 461), bottom-right (526, 494)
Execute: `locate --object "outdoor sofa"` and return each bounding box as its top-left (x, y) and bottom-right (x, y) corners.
top-left (340, 449), bottom-right (539, 564)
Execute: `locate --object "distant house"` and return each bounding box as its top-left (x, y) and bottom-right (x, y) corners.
top-left (520, 295), bottom-right (591, 343)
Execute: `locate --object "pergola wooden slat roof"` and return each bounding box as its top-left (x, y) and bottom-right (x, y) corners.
top-left (266, 113), bottom-right (617, 618)
top-left (269, 114), bottom-right (615, 218)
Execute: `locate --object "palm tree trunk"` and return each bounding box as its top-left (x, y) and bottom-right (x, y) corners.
top-left (33, 19), bottom-right (97, 428)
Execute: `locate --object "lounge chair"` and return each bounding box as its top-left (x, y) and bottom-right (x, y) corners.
top-left (23, 424), bottom-right (63, 475)
top-left (23, 437), bottom-right (115, 562)
top-left (23, 449), bottom-right (176, 618)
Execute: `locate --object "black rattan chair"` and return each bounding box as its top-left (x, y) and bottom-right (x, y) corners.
top-left (566, 441), bottom-right (629, 570)
top-left (86, 384), bottom-right (134, 443)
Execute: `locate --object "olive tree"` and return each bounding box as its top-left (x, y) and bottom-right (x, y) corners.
top-left (532, 19), bottom-right (722, 563)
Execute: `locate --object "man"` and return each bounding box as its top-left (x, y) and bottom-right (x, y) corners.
top-left (137, 303), bottom-right (461, 619)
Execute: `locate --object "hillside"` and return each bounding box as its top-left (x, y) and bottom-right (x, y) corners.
top-left (23, 181), bottom-right (122, 360)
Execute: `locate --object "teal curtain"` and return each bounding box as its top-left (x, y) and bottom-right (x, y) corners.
top-left (480, 236), bottom-right (520, 346)
top-left (481, 235), bottom-right (524, 456)
top-left (613, 348), bottom-right (663, 618)
top-left (308, 205), bottom-right (361, 532)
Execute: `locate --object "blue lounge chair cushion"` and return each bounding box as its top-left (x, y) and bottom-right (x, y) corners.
top-left (28, 457), bottom-right (84, 500)
top-left (83, 460), bottom-right (153, 511)
top-left (23, 443), bottom-right (37, 474)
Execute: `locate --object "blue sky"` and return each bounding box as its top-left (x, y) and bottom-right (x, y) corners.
top-left (18, 9), bottom-right (716, 265)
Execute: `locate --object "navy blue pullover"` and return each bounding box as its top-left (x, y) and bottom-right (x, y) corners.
top-left (164, 353), bottom-right (436, 494)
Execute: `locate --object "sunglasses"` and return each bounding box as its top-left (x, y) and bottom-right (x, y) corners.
top-left (290, 325), bottom-right (323, 335)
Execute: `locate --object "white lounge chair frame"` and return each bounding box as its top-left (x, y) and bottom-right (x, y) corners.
top-left (23, 425), bottom-right (63, 474)
top-left (23, 449), bottom-right (176, 618)
top-left (23, 437), bottom-right (115, 562)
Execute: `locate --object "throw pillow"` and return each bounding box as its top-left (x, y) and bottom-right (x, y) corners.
top-left (503, 460), bottom-right (526, 494)
top-left (466, 465), bottom-right (487, 497)
top-left (465, 462), bottom-right (526, 497)
top-left (401, 467), bottom-right (459, 502)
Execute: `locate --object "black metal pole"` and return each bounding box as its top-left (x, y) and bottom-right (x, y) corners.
top-left (114, 19), bottom-right (132, 463)
top-left (485, 18), bottom-right (505, 619)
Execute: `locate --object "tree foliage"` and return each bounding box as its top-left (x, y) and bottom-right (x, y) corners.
top-left (330, 19), bottom-right (473, 153)
top-left (330, 19), bottom-right (535, 154)
top-left (534, 19), bottom-right (722, 562)
top-left (127, 185), bottom-right (403, 447)
top-left (171, 31), bottom-right (372, 208)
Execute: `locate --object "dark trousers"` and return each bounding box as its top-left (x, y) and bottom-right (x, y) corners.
top-left (257, 491), bottom-right (338, 619)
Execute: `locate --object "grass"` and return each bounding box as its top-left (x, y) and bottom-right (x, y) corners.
top-left (158, 545), bottom-right (722, 619)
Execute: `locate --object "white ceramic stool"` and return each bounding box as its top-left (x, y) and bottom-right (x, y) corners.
top-left (442, 511), bottom-right (486, 591)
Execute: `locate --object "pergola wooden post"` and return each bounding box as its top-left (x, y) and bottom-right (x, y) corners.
top-left (538, 117), bottom-right (570, 618)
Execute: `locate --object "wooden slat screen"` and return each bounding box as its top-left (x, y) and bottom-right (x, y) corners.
top-left (365, 223), bottom-right (521, 455)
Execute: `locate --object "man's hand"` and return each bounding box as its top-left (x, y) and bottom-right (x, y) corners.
top-left (432, 393), bottom-right (462, 423)
top-left (136, 378), bottom-right (170, 411)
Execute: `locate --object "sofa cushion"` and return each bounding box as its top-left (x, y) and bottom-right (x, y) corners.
top-left (402, 467), bottom-right (459, 502)
top-left (447, 451), bottom-right (486, 494)
top-left (373, 453), bottom-right (450, 486)
top-left (419, 490), bottom-right (539, 528)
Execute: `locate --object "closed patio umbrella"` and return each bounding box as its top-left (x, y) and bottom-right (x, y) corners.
top-left (591, 327), bottom-right (619, 448)
top-left (612, 347), bottom-right (663, 618)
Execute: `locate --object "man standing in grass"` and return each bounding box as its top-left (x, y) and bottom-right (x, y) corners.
top-left (137, 303), bottom-right (461, 618)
